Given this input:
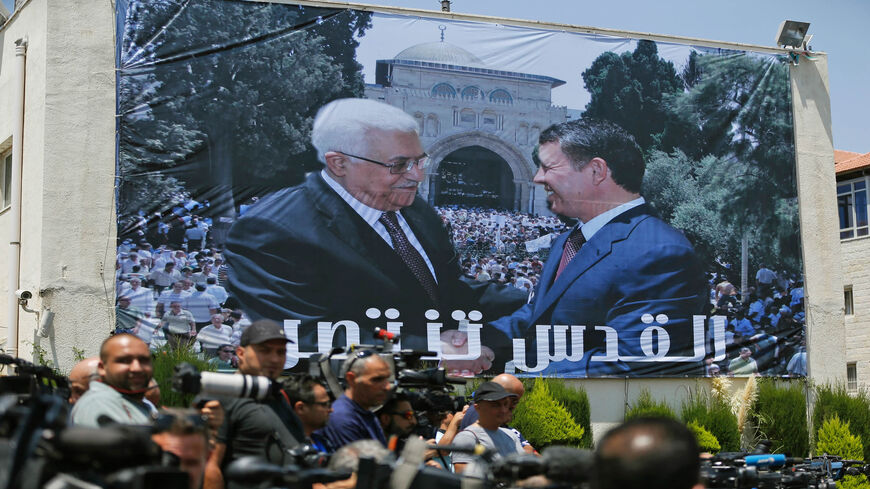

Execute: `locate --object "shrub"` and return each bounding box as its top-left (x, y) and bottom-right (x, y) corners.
top-left (511, 377), bottom-right (585, 449)
top-left (816, 416), bottom-right (868, 489)
top-left (813, 384), bottom-right (870, 461)
top-left (688, 420), bottom-right (721, 454)
top-left (626, 389), bottom-right (676, 420)
top-left (681, 388), bottom-right (741, 452)
top-left (543, 378), bottom-right (593, 448)
top-left (151, 343), bottom-right (216, 407)
top-left (755, 378), bottom-right (809, 456)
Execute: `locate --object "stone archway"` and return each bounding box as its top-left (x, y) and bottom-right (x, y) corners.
top-left (422, 131), bottom-right (535, 211)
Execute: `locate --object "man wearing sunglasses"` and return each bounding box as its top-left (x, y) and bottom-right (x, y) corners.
top-left (225, 98), bottom-right (525, 356)
top-left (376, 393), bottom-right (418, 441)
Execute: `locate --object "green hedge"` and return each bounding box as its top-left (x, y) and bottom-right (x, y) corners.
top-left (511, 377), bottom-right (585, 449)
top-left (681, 389), bottom-right (741, 452)
top-left (543, 378), bottom-right (593, 448)
top-left (626, 389), bottom-right (676, 420)
top-left (152, 343), bottom-right (216, 407)
top-left (688, 420), bottom-right (721, 454)
top-left (813, 384), bottom-right (870, 461)
top-left (755, 378), bottom-right (808, 456)
top-left (816, 416), bottom-right (869, 489)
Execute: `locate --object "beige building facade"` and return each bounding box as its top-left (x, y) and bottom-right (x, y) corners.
top-left (835, 150), bottom-right (870, 391)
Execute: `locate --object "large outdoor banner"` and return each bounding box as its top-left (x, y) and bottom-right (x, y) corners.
top-left (115, 0), bottom-right (806, 378)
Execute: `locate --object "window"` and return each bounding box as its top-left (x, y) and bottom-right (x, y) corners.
top-left (458, 109), bottom-right (476, 128)
top-left (2, 151), bottom-right (12, 210)
top-left (431, 83), bottom-right (456, 98)
top-left (489, 89), bottom-right (512, 104)
top-left (848, 363), bottom-right (858, 393)
top-left (461, 86), bottom-right (483, 100)
top-left (838, 177), bottom-right (868, 239)
top-left (845, 286), bottom-right (854, 315)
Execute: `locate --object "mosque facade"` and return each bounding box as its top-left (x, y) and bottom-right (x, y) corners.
top-left (364, 33), bottom-right (568, 214)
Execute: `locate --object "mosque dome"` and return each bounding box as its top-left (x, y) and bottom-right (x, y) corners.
top-left (394, 41), bottom-right (485, 67)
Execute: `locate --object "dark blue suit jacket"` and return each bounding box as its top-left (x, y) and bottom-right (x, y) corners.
top-left (224, 173), bottom-right (525, 351)
top-left (490, 204), bottom-right (707, 377)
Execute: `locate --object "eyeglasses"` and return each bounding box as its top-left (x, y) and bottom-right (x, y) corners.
top-left (219, 349), bottom-right (234, 354)
top-left (345, 348), bottom-right (377, 375)
top-left (389, 410), bottom-right (415, 421)
top-left (336, 151), bottom-right (430, 174)
top-left (306, 400), bottom-right (332, 408)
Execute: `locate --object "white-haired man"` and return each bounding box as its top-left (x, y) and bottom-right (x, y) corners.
top-left (224, 98), bottom-right (524, 353)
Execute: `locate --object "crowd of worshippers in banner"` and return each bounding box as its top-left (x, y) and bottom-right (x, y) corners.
top-left (116, 203), bottom-right (806, 381)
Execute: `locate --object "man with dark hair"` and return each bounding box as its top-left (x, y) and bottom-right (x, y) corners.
top-left (284, 374), bottom-right (334, 452)
top-left (594, 417), bottom-right (703, 489)
top-left (490, 118), bottom-right (707, 376)
top-left (152, 408), bottom-right (211, 489)
top-left (205, 320), bottom-right (305, 489)
top-left (316, 350), bottom-right (393, 448)
top-left (71, 334), bottom-right (154, 426)
top-left (376, 393), bottom-right (417, 440)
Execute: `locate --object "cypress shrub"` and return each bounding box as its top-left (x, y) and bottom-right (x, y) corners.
top-left (813, 384), bottom-right (870, 461)
top-left (681, 389), bottom-right (741, 452)
top-left (755, 378), bottom-right (809, 456)
top-left (626, 389), bottom-right (676, 420)
top-left (511, 377), bottom-right (585, 449)
top-left (151, 343), bottom-right (215, 407)
top-left (544, 378), bottom-right (593, 448)
top-left (816, 416), bottom-right (868, 489)
top-left (687, 420), bottom-right (721, 454)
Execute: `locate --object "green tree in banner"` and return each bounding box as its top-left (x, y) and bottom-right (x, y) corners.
top-left (667, 53), bottom-right (799, 272)
top-left (118, 1), bottom-right (371, 225)
top-left (581, 40), bottom-right (683, 152)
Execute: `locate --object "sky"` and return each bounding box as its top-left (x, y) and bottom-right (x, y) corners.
top-left (360, 0), bottom-right (868, 153)
top-left (2, 0), bottom-right (865, 151)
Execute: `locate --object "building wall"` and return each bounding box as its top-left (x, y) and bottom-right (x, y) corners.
top-left (842, 233), bottom-right (870, 387)
top-left (790, 55), bottom-right (847, 385)
top-left (0, 0), bottom-right (48, 359)
top-left (0, 0), bottom-right (116, 367)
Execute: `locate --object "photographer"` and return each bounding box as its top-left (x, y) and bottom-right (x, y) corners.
top-left (71, 334), bottom-right (155, 427)
top-left (316, 350), bottom-right (393, 448)
top-left (204, 320), bottom-right (306, 489)
top-left (459, 374), bottom-right (535, 454)
top-left (283, 374), bottom-right (335, 452)
top-left (376, 392), bottom-right (418, 441)
top-left (152, 408), bottom-right (212, 489)
top-left (593, 417), bottom-right (702, 489)
top-left (451, 382), bottom-right (523, 475)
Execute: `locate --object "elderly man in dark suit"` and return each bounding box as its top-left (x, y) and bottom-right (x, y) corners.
top-left (491, 119), bottom-right (707, 376)
top-left (225, 98), bottom-right (524, 355)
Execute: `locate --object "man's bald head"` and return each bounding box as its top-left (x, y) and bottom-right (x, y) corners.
top-left (68, 356), bottom-right (100, 404)
top-left (492, 373), bottom-right (524, 398)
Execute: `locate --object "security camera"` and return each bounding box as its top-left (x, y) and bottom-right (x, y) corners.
top-left (15, 289), bottom-right (32, 300)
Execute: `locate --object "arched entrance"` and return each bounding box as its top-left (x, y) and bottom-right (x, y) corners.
top-left (423, 131), bottom-right (535, 212)
top-left (433, 146), bottom-right (514, 209)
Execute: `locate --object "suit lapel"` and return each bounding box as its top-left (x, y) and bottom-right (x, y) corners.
top-left (529, 205), bottom-right (652, 324)
top-left (307, 173), bottom-right (437, 303)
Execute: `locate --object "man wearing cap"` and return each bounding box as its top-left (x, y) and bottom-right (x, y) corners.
top-left (205, 320), bottom-right (305, 489)
top-left (451, 382), bottom-right (524, 475)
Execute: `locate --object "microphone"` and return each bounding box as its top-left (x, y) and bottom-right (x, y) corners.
top-left (375, 327), bottom-right (399, 341)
